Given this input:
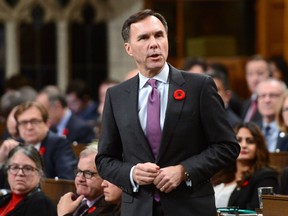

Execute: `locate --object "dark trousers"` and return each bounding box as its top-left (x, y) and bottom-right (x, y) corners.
top-left (153, 200), bottom-right (164, 216)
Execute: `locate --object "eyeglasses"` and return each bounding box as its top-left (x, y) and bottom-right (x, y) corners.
top-left (8, 164), bottom-right (38, 176)
top-left (18, 119), bottom-right (43, 128)
top-left (74, 169), bottom-right (98, 179)
top-left (257, 93), bottom-right (281, 100)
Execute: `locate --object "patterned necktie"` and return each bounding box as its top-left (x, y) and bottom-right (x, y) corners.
top-left (73, 200), bottom-right (89, 216)
top-left (146, 79), bottom-right (161, 159)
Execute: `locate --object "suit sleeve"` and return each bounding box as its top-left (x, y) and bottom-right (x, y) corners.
top-left (52, 138), bottom-right (77, 180)
top-left (96, 88), bottom-right (134, 193)
top-left (180, 76), bottom-right (240, 188)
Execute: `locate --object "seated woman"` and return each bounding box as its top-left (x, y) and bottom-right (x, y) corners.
top-left (101, 180), bottom-right (122, 215)
top-left (0, 144), bottom-right (57, 215)
top-left (212, 122), bottom-right (279, 210)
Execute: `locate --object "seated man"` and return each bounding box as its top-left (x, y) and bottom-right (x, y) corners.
top-left (0, 101), bottom-right (77, 182)
top-left (57, 145), bottom-right (119, 216)
top-left (37, 85), bottom-right (96, 144)
top-left (65, 79), bottom-right (98, 125)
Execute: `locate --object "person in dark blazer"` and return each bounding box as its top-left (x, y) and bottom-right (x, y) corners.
top-left (0, 145), bottom-right (57, 216)
top-left (96, 9), bottom-right (240, 216)
top-left (0, 101), bottom-right (77, 183)
top-left (207, 70), bottom-right (242, 128)
top-left (275, 90), bottom-right (288, 151)
top-left (57, 145), bottom-right (119, 216)
top-left (254, 78), bottom-right (287, 152)
top-left (213, 122), bottom-right (279, 210)
top-left (37, 85), bottom-right (96, 144)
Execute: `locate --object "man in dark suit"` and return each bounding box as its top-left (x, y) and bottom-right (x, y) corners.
top-left (255, 78), bottom-right (287, 152)
top-left (241, 55), bottom-right (270, 123)
top-left (37, 85), bottom-right (96, 144)
top-left (0, 101), bottom-right (77, 181)
top-left (208, 70), bottom-right (242, 128)
top-left (95, 9), bottom-right (240, 216)
top-left (57, 145), bottom-right (119, 216)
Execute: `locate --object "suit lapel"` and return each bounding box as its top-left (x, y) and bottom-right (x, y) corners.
top-left (125, 77), bottom-right (155, 160)
top-left (157, 67), bottom-right (186, 162)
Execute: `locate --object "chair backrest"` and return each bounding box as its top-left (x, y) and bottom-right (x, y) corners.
top-left (71, 143), bottom-right (86, 159)
top-left (41, 178), bottom-right (76, 205)
top-left (269, 152), bottom-right (288, 173)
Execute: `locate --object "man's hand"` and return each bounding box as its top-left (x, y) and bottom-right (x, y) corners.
top-left (133, 162), bottom-right (160, 185)
top-left (153, 164), bottom-right (185, 193)
top-left (57, 192), bottom-right (84, 216)
top-left (0, 139), bottom-right (19, 165)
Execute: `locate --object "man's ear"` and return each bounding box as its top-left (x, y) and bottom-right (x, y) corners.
top-left (124, 43), bottom-right (133, 56)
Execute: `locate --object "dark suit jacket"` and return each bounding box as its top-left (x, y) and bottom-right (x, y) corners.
top-left (0, 187), bottom-right (57, 216)
top-left (276, 132), bottom-right (288, 151)
top-left (64, 195), bottom-right (120, 216)
top-left (64, 114), bottom-right (96, 144)
top-left (228, 167), bottom-right (279, 210)
top-left (255, 121), bottom-right (288, 152)
top-left (96, 65), bottom-right (240, 216)
top-left (41, 131), bottom-right (77, 180)
top-left (226, 107), bottom-right (242, 128)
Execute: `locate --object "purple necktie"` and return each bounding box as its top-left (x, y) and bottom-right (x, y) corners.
top-left (146, 79), bottom-right (161, 159)
top-left (147, 79), bottom-right (162, 202)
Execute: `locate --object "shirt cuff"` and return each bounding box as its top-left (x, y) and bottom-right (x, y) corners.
top-left (130, 166), bottom-right (139, 192)
top-left (186, 180), bottom-right (192, 187)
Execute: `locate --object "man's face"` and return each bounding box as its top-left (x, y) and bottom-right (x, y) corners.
top-left (124, 15), bottom-right (169, 76)
top-left (16, 107), bottom-right (49, 144)
top-left (75, 153), bottom-right (103, 200)
top-left (66, 93), bottom-right (82, 114)
top-left (246, 60), bottom-right (270, 93)
top-left (257, 81), bottom-right (283, 120)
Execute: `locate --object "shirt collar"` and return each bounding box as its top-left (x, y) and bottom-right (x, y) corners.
top-left (57, 109), bottom-right (72, 132)
top-left (84, 194), bottom-right (103, 207)
top-left (263, 121), bottom-right (277, 131)
top-left (139, 62), bottom-right (169, 89)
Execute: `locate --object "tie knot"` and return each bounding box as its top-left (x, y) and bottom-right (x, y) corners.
top-left (264, 125), bottom-right (271, 135)
top-left (147, 79), bottom-right (157, 88)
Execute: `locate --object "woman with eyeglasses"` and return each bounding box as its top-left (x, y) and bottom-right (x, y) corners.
top-left (212, 122), bottom-right (279, 210)
top-left (0, 144), bottom-right (56, 216)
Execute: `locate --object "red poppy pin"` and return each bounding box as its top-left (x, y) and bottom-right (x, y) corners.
top-left (173, 89), bottom-right (185, 100)
top-left (241, 180), bottom-right (249, 187)
top-left (62, 128), bottom-right (69, 136)
top-left (39, 146), bottom-right (46, 155)
top-left (88, 206), bottom-right (96, 213)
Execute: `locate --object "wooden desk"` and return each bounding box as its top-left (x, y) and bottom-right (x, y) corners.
top-left (262, 194), bottom-right (288, 216)
top-left (41, 178), bottom-right (76, 205)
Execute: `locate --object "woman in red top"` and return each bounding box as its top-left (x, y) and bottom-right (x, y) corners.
top-left (0, 144), bottom-right (56, 216)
